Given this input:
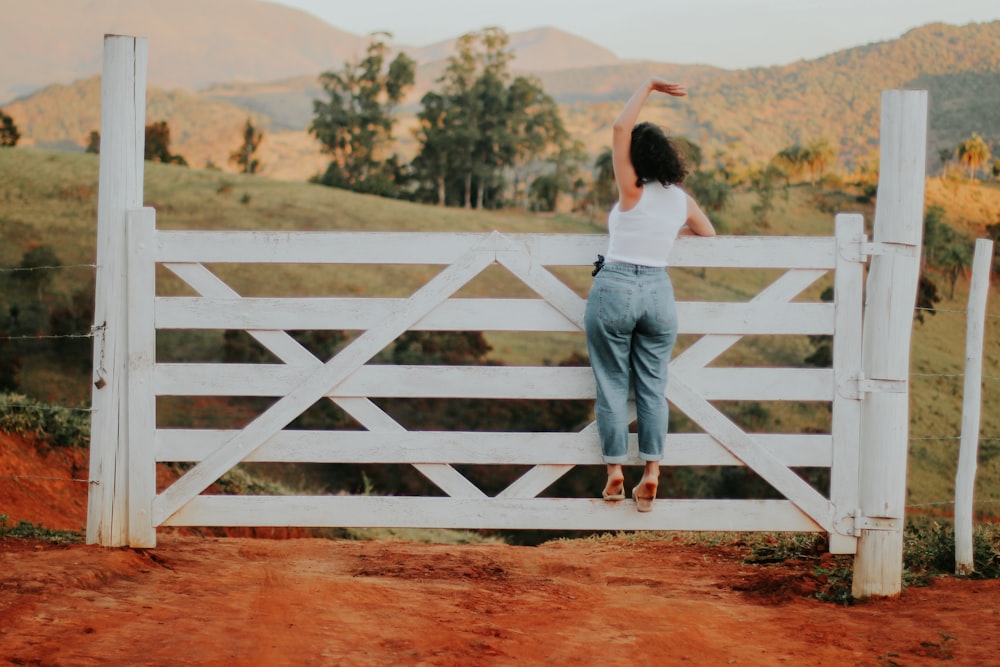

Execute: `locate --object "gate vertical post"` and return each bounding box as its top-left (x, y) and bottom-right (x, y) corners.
top-left (852, 90), bottom-right (928, 598)
top-left (87, 35), bottom-right (148, 546)
top-left (829, 214), bottom-right (864, 554)
top-left (127, 208), bottom-right (158, 547)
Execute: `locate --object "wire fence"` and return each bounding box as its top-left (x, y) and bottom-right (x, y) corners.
top-left (0, 473), bottom-right (92, 484)
top-left (0, 263), bottom-right (98, 273)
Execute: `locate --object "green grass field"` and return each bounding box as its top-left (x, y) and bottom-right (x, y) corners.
top-left (2, 148), bottom-right (998, 515)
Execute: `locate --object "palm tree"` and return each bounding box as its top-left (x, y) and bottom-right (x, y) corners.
top-left (956, 132), bottom-right (991, 179)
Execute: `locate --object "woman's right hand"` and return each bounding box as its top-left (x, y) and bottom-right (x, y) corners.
top-left (649, 78), bottom-right (687, 97)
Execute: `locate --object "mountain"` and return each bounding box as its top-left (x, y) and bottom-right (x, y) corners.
top-left (403, 27), bottom-right (620, 72)
top-left (676, 21), bottom-right (1000, 166)
top-left (0, 1), bottom-right (624, 105)
top-left (1, 0), bottom-right (368, 104)
top-left (4, 5), bottom-right (999, 182)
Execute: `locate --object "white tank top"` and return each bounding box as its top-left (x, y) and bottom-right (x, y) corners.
top-left (605, 184), bottom-right (687, 268)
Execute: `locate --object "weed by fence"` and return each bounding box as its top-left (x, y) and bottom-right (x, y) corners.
top-left (0, 393), bottom-right (90, 448)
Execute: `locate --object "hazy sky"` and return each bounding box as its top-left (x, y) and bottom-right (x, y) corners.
top-left (269, 0), bottom-right (1000, 69)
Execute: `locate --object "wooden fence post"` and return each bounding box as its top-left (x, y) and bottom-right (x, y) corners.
top-left (86, 35), bottom-right (148, 546)
top-left (127, 208), bottom-right (158, 548)
top-left (955, 238), bottom-right (995, 574)
top-left (852, 89), bottom-right (928, 598)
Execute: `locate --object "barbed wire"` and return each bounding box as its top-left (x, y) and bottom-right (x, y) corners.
top-left (914, 305), bottom-right (1000, 320)
top-left (912, 372), bottom-right (1000, 382)
top-left (0, 323), bottom-right (105, 343)
top-left (0, 332), bottom-right (95, 341)
top-left (0, 263), bottom-right (97, 273)
top-left (0, 473), bottom-right (92, 484)
top-left (910, 436), bottom-right (1000, 442)
top-left (907, 499), bottom-right (1000, 509)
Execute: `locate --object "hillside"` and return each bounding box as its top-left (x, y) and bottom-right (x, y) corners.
top-left (4, 20), bottom-right (999, 181)
top-left (1, 148), bottom-right (998, 515)
top-left (0, 2), bottom-right (623, 106)
top-left (0, 0), bottom-right (370, 104)
top-left (678, 21), bottom-right (1000, 166)
top-left (3, 75), bottom-right (330, 177)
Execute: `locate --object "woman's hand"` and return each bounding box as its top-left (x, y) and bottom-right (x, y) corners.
top-left (649, 78), bottom-right (686, 97)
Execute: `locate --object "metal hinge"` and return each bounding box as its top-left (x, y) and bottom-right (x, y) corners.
top-left (855, 515), bottom-right (902, 532)
top-left (834, 511), bottom-right (903, 536)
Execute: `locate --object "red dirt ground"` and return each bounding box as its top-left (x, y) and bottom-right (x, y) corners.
top-left (3, 432), bottom-right (1000, 666)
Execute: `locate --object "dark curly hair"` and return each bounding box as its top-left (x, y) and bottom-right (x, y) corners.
top-left (630, 121), bottom-right (688, 187)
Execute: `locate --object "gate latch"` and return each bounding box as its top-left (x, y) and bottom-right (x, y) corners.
top-left (838, 374), bottom-right (907, 400)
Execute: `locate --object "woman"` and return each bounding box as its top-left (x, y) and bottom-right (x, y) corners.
top-left (584, 78), bottom-right (716, 512)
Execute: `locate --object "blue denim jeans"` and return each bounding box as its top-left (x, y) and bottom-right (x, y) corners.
top-left (584, 263), bottom-right (679, 463)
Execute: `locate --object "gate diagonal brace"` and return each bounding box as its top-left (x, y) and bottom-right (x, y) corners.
top-left (153, 237), bottom-right (497, 525)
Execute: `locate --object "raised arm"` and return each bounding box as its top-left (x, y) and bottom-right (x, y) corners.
top-left (612, 78), bottom-right (687, 209)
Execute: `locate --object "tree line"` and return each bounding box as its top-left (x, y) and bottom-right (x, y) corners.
top-left (308, 28), bottom-right (580, 210)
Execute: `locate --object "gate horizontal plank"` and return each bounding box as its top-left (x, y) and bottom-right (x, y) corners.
top-left (161, 496), bottom-right (824, 532)
top-left (154, 365), bottom-right (834, 401)
top-left (156, 431), bottom-right (833, 467)
top-left (156, 298), bottom-right (834, 335)
top-left (154, 231), bottom-right (835, 269)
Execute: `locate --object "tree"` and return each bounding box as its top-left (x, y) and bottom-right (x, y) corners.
top-left (12, 246), bottom-right (61, 300)
top-left (145, 121), bottom-right (187, 166)
top-left (956, 132), bottom-right (991, 179)
top-left (411, 91), bottom-right (452, 205)
top-left (748, 164), bottom-right (785, 229)
top-left (804, 137), bottom-right (836, 184)
top-left (986, 219), bottom-right (1000, 275)
top-left (411, 27), bottom-right (569, 210)
top-left (85, 130), bottom-right (100, 154)
top-left (592, 148), bottom-right (616, 205)
top-left (938, 147), bottom-right (952, 176)
top-left (504, 74), bottom-right (570, 209)
top-left (310, 34), bottom-right (415, 195)
top-left (923, 204), bottom-right (972, 299)
top-left (0, 109), bottom-right (19, 147)
top-left (771, 144), bottom-right (808, 185)
top-left (229, 118), bottom-right (263, 174)
top-left (938, 242), bottom-right (971, 299)
top-left (686, 169), bottom-right (732, 214)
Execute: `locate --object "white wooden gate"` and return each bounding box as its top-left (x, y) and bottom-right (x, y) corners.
top-left (122, 210), bottom-right (866, 551)
top-left (89, 36), bottom-right (928, 597)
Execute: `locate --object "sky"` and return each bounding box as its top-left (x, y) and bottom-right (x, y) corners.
top-left (269, 0), bottom-right (1000, 69)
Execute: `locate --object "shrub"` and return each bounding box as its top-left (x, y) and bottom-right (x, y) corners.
top-left (0, 393), bottom-right (90, 448)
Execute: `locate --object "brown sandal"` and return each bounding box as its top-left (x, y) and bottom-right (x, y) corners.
top-left (602, 478), bottom-right (626, 501)
top-left (632, 482), bottom-right (657, 512)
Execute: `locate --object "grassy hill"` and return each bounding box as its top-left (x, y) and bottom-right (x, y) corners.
top-left (679, 21), bottom-right (1000, 167)
top-left (0, 148), bottom-right (997, 514)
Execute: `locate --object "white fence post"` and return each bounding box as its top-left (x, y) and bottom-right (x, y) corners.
top-left (852, 90), bottom-right (928, 598)
top-left (127, 208), bottom-right (158, 548)
top-left (955, 238), bottom-right (995, 574)
top-left (86, 35), bottom-right (148, 546)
